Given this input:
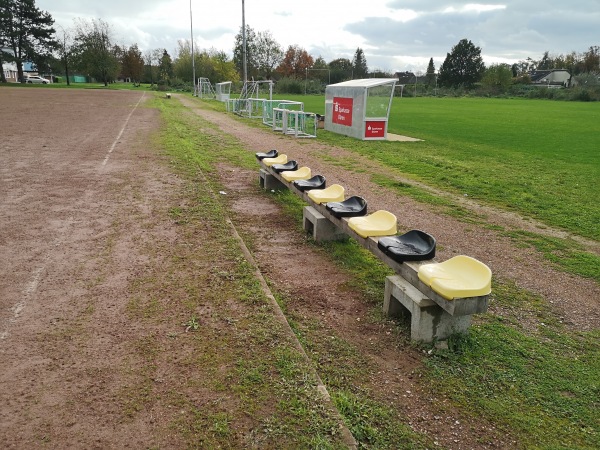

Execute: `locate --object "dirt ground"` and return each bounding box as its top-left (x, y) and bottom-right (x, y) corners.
top-left (0, 88), bottom-right (181, 447)
top-left (0, 88), bottom-right (597, 448)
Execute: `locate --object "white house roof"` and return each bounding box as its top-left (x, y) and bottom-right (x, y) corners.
top-left (329, 78), bottom-right (398, 88)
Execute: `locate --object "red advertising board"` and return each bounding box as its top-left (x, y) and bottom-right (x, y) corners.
top-left (365, 120), bottom-right (386, 138)
top-left (332, 97), bottom-right (353, 126)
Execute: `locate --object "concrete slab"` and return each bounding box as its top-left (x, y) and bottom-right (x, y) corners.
top-left (387, 133), bottom-right (422, 142)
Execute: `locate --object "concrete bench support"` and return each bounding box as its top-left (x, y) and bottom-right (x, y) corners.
top-left (259, 168), bottom-right (286, 191)
top-left (384, 275), bottom-right (471, 343)
top-left (303, 206), bottom-right (348, 242)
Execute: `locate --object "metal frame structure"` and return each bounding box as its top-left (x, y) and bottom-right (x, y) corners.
top-left (239, 80), bottom-right (273, 101)
top-left (262, 100), bottom-right (303, 127)
top-left (195, 77), bottom-right (216, 99)
top-left (281, 110), bottom-right (317, 138)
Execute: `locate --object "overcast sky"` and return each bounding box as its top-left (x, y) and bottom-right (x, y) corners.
top-left (37, 0), bottom-right (599, 73)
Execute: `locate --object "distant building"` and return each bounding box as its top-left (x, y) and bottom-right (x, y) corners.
top-left (529, 69), bottom-right (573, 88)
top-left (395, 71), bottom-right (419, 84)
top-left (2, 48), bottom-right (18, 82)
top-left (1, 47), bottom-right (38, 82)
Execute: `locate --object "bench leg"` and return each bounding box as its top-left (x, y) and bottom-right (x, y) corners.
top-left (303, 206), bottom-right (347, 242)
top-left (259, 169), bottom-right (286, 191)
top-left (384, 275), bottom-right (471, 343)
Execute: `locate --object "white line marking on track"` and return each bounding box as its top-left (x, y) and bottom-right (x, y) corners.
top-left (1, 221), bottom-right (71, 342)
top-left (101, 93), bottom-right (146, 167)
top-left (1, 261), bottom-right (47, 341)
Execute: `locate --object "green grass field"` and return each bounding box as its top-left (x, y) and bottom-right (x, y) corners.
top-left (275, 95), bottom-right (600, 242)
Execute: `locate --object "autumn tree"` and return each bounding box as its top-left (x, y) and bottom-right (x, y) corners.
top-left (0, 0), bottom-right (57, 81)
top-left (276, 45), bottom-right (313, 78)
top-left (121, 44), bottom-right (144, 85)
top-left (438, 38), bottom-right (485, 88)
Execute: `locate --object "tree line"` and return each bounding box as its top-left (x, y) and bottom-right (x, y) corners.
top-left (0, 0), bottom-right (372, 89)
top-left (2, 0), bottom-right (598, 98)
top-left (0, 1), bottom-right (235, 87)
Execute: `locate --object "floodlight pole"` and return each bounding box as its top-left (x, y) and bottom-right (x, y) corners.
top-left (190, 0), bottom-right (196, 95)
top-left (242, 0), bottom-right (247, 84)
top-left (304, 68), bottom-right (308, 95)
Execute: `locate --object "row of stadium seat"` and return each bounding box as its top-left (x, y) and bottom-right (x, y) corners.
top-left (256, 149), bottom-right (491, 301)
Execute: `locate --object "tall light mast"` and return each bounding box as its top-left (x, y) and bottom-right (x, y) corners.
top-left (190, 0), bottom-right (196, 94)
top-left (242, 0), bottom-right (247, 84)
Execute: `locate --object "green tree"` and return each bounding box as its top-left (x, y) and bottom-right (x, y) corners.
top-left (73, 18), bottom-right (120, 86)
top-left (425, 57), bottom-right (436, 87)
top-left (0, 2), bottom-right (6, 82)
top-left (233, 25), bottom-right (257, 80)
top-left (481, 63), bottom-right (513, 92)
top-left (310, 56), bottom-right (330, 84)
top-left (173, 40), bottom-right (194, 82)
top-left (207, 48), bottom-right (239, 83)
top-left (144, 48), bottom-right (162, 85)
top-left (352, 47), bottom-right (368, 79)
top-left (0, 0), bottom-right (57, 81)
top-left (328, 58), bottom-right (352, 83)
top-left (174, 42), bottom-right (237, 84)
top-left (121, 44), bottom-right (144, 85)
top-left (255, 30), bottom-right (282, 80)
top-left (158, 49), bottom-right (173, 83)
top-left (538, 50), bottom-right (552, 70)
top-left (583, 46), bottom-right (599, 73)
top-left (55, 25), bottom-right (74, 85)
top-left (438, 38), bottom-right (485, 88)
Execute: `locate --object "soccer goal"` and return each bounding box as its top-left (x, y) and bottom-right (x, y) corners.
top-left (195, 78), bottom-right (216, 99)
top-left (264, 100), bottom-right (304, 128)
top-left (274, 109), bottom-right (317, 138)
top-left (216, 81), bottom-right (232, 102)
top-left (240, 80), bottom-right (273, 101)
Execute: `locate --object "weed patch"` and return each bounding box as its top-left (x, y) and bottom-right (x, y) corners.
top-left (426, 280), bottom-right (600, 449)
top-left (118, 94), bottom-right (353, 447)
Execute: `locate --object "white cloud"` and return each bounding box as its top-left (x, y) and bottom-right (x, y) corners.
top-left (36, 0), bottom-right (599, 73)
